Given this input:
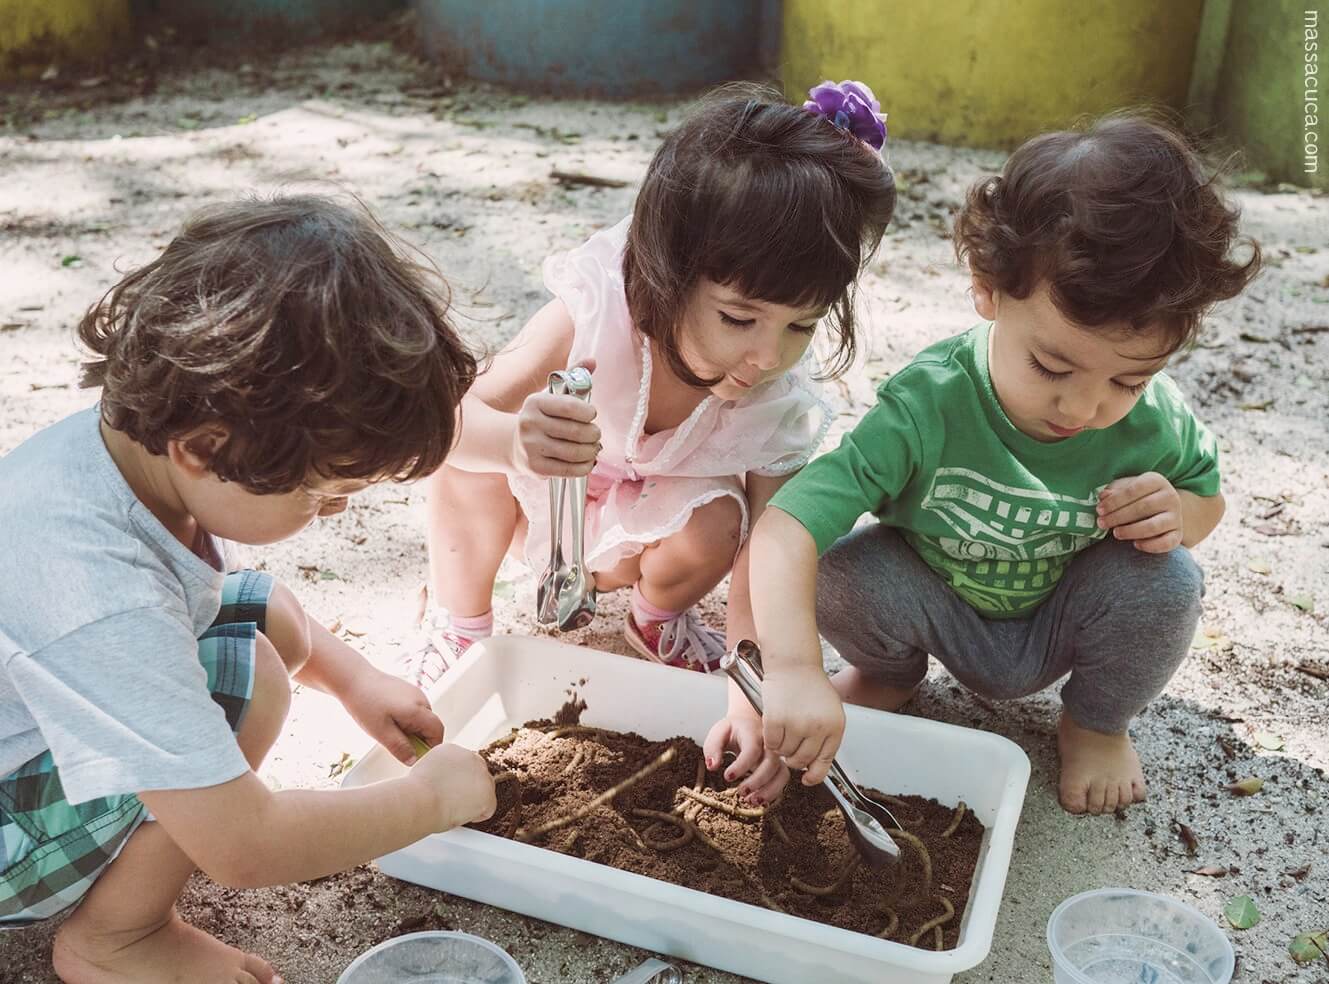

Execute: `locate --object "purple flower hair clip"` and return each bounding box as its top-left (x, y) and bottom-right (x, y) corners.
top-left (803, 79), bottom-right (888, 152)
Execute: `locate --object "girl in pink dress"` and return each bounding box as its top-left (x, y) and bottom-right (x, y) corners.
top-left (403, 82), bottom-right (895, 688)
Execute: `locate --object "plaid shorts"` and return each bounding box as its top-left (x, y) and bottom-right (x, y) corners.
top-left (0, 569), bottom-right (274, 927)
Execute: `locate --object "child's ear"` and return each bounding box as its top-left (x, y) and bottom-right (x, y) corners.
top-left (970, 275), bottom-right (998, 321)
top-left (168, 423), bottom-right (231, 479)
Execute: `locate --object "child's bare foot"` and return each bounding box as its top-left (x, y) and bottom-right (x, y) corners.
top-left (831, 666), bottom-right (918, 712)
top-left (1056, 713), bottom-right (1146, 815)
top-left (53, 909), bottom-right (282, 984)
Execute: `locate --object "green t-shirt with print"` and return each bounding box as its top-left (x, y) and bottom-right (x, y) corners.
top-left (770, 324), bottom-right (1220, 618)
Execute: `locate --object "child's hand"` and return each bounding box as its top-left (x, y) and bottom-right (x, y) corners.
top-left (762, 665), bottom-right (845, 786)
top-left (341, 668), bottom-right (446, 765)
top-left (407, 743), bottom-right (497, 829)
top-left (511, 361), bottom-right (601, 478)
top-left (702, 713), bottom-right (790, 805)
top-left (1097, 472), bottom-right (1183, 553)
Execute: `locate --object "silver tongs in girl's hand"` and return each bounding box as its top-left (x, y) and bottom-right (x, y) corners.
top-left (720, 640), bottom-right (901, 868)
top-left (534, 367), bottom-right (597, 631)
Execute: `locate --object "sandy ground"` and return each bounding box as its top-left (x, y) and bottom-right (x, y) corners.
top-left (1, 33), bottom-right (1327, 984)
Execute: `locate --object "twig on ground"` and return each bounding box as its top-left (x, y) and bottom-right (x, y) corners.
top-left (550, 169), bottom-right (629, 189)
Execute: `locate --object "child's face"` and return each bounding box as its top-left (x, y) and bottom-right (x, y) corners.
top-left (975, 278), bottom-right (1171, 442)
top-left (162, 425), bottom-right (373, 545)
top-left (185, 470), bottom-right (371, 546)
top-left (676, 279), bottom-right (828, 400)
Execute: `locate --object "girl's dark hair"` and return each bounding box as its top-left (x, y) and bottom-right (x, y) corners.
top-left (79, 193), bottom-right (478, 494)
top-left (624, 84), bottom-right (896, 386)
top-left (954, 112), bottom-right (1261, 353)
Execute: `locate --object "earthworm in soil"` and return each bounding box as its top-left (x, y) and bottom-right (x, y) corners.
top-left (790, 857), bottom-right (859, 897)
top-left (631, 809), bottom-right (695, 851)
top-left (768, 815), bottom-right (791, 846)
top-left (907, 897), bottom-right (954, 946)
top-left (562, 747), bottom-right (587, 775)
top-left (875, 908), bottom-right (899, 940)
top-left (868, 792), bottom-right (924, 826)
top-left (678, 786), bottom-right (767, 819)
top-left (631, 808), bottom-right (784, 913)
top-left (889, 828), bottom-right (933, 893)
top-left (516, 747), bottom-right (676, 842)
top-left (540, 724), bottom-right (613, 741)
top-left (940, 801), bottom-right (967, 838)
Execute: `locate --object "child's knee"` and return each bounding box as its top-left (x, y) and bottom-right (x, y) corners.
top-left (263, 580), bottom-right (310, 677)
top-left (686, 496), bottom-right (744, 550)
top-left (241, 632), bottom-right (292, 753)
top-left (1093, 539), bottom-right (1204, 623)
top-left (1132, 545), bottom-right (1205, 622)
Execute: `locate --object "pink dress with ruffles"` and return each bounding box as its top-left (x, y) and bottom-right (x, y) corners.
top-left (509, 217), bottom-right (832, 575)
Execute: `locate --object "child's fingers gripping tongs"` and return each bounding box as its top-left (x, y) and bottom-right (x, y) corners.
top-left (720, 640), bottom-right (902, 868)
top-left (534, 367), bottom-right (597, 631)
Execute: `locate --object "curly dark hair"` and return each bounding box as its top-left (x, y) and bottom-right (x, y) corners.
top-left (953, 112), bottom-right (1261, 352)
top-left (78, 193), bottom-right (478, 494)
top-left (623, 83), bottom-right (897, 387)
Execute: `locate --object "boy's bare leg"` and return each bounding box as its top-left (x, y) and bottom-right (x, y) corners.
top-left (425, 465), bottom-right (519, 617)
top-left (830, 666), bottom-right (917, 712)
top-left (1056, 712), bottom-right (1146, 815)
top-left (51, 632), bottom-right (293, 984)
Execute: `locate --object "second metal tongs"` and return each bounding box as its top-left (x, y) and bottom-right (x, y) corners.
top-left (534, 366), bottom-right (597, 632)
top-left (720, 640), bottom-right (901, 868)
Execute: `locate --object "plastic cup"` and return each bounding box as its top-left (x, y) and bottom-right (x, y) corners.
top-left (337, 931), bottom-right (526, 984)
top-left (1047, 889), bottom-right (1235, 984)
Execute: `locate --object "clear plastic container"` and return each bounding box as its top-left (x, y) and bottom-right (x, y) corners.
top-left (337, 931), bottom-right (526, 984)
top-left (1047, 889), bottom-right (1235, 984)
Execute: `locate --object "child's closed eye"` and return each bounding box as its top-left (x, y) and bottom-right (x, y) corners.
top-left (1026, 354), bottom-right (1069, 380)
top-left (719, 311), bottom-right (755, 328)
top-left (1113, 378), bottom-right (1152, 396)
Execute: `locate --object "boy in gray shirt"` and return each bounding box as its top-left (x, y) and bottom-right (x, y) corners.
top-left (0, 195), bottom-right (495, 984)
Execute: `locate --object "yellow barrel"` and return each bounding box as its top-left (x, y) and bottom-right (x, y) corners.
top-left (0, 0), bottom-right (131, 79)
top-left (782, 0), bottom-right (1204, 148)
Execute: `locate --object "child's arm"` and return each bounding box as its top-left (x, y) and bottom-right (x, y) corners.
top-left (1097, 473), bottom-right (1226, 552)
top-left (293, 616), bottom-right (445, 764)
top-left (138, 741), bottom-right (495, 888)
top-left (702, 472), bottom-right (799, 802)
top-left (749, 507), bottom-right (845, 786)
top-left (444, 299), bottom-right (600, 478)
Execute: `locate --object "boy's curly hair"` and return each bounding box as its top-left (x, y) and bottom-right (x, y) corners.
top-left (624, 84), bottom-right (896, 386)
top-left (79, 194), bottom-right (478, 494)
top-left (954, 112), bottom-right (1261, 352)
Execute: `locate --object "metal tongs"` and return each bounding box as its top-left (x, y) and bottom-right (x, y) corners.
top-left (535, 367), bottom-right (597, 631)
top-left (720, 640), bottom-right (902, 868)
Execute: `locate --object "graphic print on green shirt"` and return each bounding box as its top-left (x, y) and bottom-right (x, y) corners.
top-left (911, 466), bottom-right (1107, 614)
top-left (770, 323), bottom-right (1220, 618)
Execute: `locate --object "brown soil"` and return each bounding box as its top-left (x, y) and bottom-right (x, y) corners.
top-left (470, 712), bottom-right (984, 952)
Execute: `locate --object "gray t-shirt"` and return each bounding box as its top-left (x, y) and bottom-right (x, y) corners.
top-left (0, 407), bottom-right (250, 805)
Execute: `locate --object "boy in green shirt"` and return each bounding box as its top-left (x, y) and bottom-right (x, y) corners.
top-left (704, 114), bottom-right (1261, 815)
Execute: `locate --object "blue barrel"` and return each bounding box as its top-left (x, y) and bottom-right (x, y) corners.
top-left (159, 0), bottom-right (403, 40)
top-left (414, 0), bottom-right (765, 96)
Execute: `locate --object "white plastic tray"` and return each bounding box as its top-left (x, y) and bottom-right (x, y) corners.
top-left (342, 636), bottom-right (1030, 984)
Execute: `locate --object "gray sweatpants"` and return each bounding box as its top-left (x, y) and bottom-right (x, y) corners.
top-left (816, 527), bottom-right (1204, 734)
